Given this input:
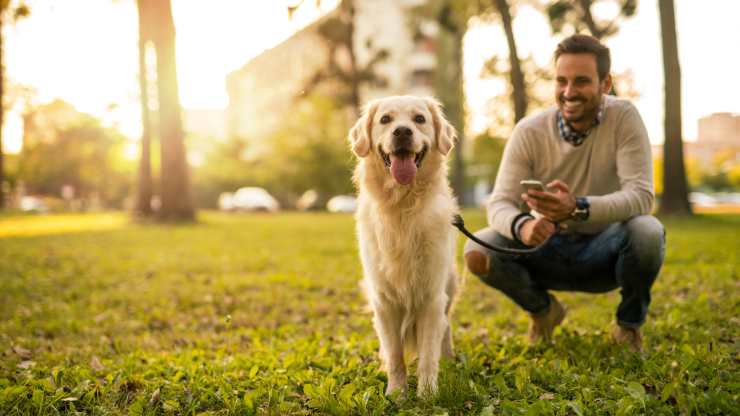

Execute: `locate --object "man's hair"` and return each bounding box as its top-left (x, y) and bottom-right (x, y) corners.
top-left (554, 34), bottom-right (611, 81)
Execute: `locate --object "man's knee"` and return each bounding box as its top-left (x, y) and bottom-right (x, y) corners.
top-left (624, 215), bottom-right (665, 252)
top-left (463, 228), bottom-right (517, 277)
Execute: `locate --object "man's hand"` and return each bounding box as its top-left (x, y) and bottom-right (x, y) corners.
top-left (519, 217), bottom-right (557, 247)
top-left (521, 179), bottom-right (576, 222)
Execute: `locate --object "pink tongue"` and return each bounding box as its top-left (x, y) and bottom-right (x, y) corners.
top-left (390, 155), bottom-right (417, 185)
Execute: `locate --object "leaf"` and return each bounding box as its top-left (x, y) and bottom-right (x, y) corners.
top-left (539, 392), bottom-right (555, 400)
top-left (661, 382), bottom-right (674, 402)
top-left (148, 387), bottom-right (160, 406)
top-left (479, 405), bottom-right (495, 416)
top-left (12, 346), bottom-right (32, 359)
top-left (17, 360), bottom-right (35, 369)
top-left (566, 401), bottom-right (584, 416)
top-left (90, 356), bottom-right (104, 371)
top-left (248, 365), bottom-right (259, 379)
top-left (338, 383), bottom-right (356, 405)
top-left (625, 381), bottom-right (646, 401)
top-left (303, 383), bottom-right (318, 398)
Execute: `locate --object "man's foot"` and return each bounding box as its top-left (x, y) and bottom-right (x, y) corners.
top-left (611, 325), bottom-right (643, 352)
top-left (528, 294), bottom-right (566, 344)
top-left (464, 250), bottom-right (490, 276)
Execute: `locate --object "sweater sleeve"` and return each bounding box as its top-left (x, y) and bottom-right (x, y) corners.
top-left (588, 103), bottom-right (655, 222)
top-left (486, 124), bottom-right (532, 240)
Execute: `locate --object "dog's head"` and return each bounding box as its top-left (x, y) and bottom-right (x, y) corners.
top-left (349, 96), bottom-right (456, 186)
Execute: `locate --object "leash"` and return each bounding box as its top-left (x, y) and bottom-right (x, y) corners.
top-left (451, 214), bottom-right (560, 256)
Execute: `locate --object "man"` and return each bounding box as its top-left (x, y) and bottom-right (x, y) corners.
top-left (464, 34), bottom-right (665, 352)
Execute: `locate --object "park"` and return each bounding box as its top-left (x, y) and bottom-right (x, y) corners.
top-left (1, 0), bottom-right (739, 414)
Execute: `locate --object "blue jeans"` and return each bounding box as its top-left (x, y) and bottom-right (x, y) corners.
top-left (464, 215), bottom-right (666, 328)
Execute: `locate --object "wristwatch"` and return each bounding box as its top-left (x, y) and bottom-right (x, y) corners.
top-left (570, 196), bottom-right (590, 221)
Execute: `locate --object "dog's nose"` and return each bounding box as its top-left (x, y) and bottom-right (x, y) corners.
top-left (392, 126), bottom-right (413, 149)
top-left (393, 126), bottom-right (413, 138)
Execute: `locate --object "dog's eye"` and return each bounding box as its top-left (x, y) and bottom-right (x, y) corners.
top-left (380, 115), bottom-right (391, 124)
top-left (414, 115), bottom-right (426, 124)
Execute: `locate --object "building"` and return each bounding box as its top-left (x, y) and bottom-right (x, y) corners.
top-left (698, 112), bottom-right (740, 144)
top-left (653, 112), bottom-right (740, 167)
top-left (225, 0), bottom-right (437, 155)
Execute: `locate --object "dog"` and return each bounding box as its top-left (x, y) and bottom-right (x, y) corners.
top-left (349, 95), bottom-right (459, 396)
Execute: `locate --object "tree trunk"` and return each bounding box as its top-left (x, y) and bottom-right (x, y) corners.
top-left (435, 5), bottom-right (466, 204)
top-left (343, 0), bottom-right (361, 119)
top-left (150, 0), bottom-right (194, 221)
top-left (135, 0), bottom-right (153, 216)
top-left (494, 0), bottom-right (527, 123)
top-left (657, 0), bottom-right (691, 216)
top-left (0, 14), bottom-right (5, 209)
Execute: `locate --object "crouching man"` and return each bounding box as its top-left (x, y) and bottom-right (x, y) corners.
top-left (464, 34), bottom-right (665, 352)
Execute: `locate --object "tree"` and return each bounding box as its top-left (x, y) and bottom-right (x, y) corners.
top-left (546, 0), bottom-right (637, 40)
top-left (144, 0), bottom-right (194, 221)
top-left (295, 0), bottom-right (388, 118)
top-left (493, 0), bottom-right (527, 123)
top-left (657, 0), bottom-right (691, 215)
top-left (429, 0), bottom-right (475, 204)
top-left (0, 1), bottom-right (29, 209)
top-left (134, 0), bottom-right (154, 216)
top-left (18, 100), bottom-right (133, 207)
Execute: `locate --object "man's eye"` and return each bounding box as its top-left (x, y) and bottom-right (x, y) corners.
top-left (380, 115), bottom-right (391, 124)
top-left (414, 115), bottom-right (426, 124)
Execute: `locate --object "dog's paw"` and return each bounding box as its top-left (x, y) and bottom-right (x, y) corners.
top-left (385, 374), bottom-right (407, 396)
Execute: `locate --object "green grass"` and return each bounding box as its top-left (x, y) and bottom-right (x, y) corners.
top-left (0, 211), bottom-right (738, 415)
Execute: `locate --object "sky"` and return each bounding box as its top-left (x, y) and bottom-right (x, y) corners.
top-left (3, 0), bottom-right (739, 154)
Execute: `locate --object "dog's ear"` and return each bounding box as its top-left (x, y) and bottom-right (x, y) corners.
top-left (425, 97), bottom-right (456, 155)
top-left (348, 100), bottom-right (379, 158)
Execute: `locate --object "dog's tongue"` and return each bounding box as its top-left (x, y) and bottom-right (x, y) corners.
top-left (390, 154), bottom-right (417, 185)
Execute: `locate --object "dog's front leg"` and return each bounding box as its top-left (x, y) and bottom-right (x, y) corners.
top-left (373, 302), bottom-right (407, 395)
top-left (416, 297), bottom-right (447, 396)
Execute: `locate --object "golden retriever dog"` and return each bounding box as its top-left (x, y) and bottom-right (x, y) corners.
top-left (349, 95), bottom-right (459, 396)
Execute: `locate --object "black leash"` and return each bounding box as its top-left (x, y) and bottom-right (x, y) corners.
top-left (451, 214), bottom-right (560, 256)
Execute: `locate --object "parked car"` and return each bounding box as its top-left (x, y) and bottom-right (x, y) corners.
top-left (326, 195), bottom-right (357, 213)
top-left (229, 187), bottom-right (280, 212)
top-left (689, 192), bottom-right (717, 207)
top-left (19, 196), bottom-right (49, 213)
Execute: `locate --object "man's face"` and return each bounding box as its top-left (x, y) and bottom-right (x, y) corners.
top-left (555, 53), bottom-right (611, 126)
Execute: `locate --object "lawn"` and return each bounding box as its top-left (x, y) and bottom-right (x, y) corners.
top-left (0, 211), bottom-right (738, 415)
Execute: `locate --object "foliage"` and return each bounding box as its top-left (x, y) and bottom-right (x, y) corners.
top-left (466, 132), bottom-right (506, 188)
top-left (544, 0), bottom-right (637, 39)
top-left (653, 154), bottom-right (740, 194)
top-left (16, 100), bottom-right (134, 208)
top-left (0, 211), bottom-right (738, 414)
top-left (299, 0), bottom-right (388, 115)
top-left (194, 95), bottom-right (354, 208)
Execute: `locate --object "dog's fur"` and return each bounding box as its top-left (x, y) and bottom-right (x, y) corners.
top-left (349, 95), bottom-right (459, 396)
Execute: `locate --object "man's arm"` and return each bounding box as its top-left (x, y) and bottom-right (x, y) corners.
top-left (486, 124), bottom-right (534, 241)
top-left (587, 103), bottom-right (655, 222)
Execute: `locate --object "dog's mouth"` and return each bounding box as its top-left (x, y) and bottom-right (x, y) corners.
top-left (378, 144), bottom-right (428, 185)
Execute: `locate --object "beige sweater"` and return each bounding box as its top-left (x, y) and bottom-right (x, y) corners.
top-left (487, 95), bottom-right (654, 238)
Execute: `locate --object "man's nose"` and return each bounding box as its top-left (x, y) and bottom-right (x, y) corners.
top-left (563, 83), bottom-right (577, 99)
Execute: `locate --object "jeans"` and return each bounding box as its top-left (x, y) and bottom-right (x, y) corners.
top-left (464, 215), bottom-right (666, 328)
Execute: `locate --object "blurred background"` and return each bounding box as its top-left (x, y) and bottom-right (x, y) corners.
top-left (1, 0), bottom-right (738, 220)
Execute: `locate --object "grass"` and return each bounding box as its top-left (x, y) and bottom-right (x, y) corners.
top-left (0, 210), bottom-right (738, 415)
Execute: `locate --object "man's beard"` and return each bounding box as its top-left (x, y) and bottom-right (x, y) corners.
top-left (559, 94), bottom-right (601, 124)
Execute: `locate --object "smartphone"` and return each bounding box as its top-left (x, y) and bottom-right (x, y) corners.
top-left (520, 179), bottom-right (546, 193)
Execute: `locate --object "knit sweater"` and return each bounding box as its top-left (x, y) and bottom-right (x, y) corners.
top-left (487, 95), bottom-right (654, 239)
